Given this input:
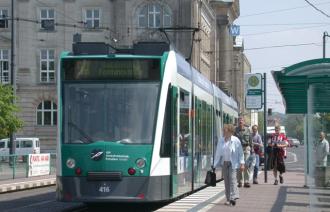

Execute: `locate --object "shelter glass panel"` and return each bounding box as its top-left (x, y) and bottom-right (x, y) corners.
top-left (307, 83), bottom-right (330, 211)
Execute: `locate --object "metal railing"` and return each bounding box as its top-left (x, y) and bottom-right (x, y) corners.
top-left (0, 153), bottom-right (56, 181)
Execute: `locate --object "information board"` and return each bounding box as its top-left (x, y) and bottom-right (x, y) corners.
top-left (28, 153), bottom-right (50, 177)
top-left (245, 73), bottom-right (263, 109)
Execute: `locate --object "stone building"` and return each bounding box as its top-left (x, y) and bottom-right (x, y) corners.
top-left (0, 0), bottom-right (247, 151)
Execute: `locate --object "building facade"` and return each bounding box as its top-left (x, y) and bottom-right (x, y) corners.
top-left (0, 0), bottom-right (246, 151)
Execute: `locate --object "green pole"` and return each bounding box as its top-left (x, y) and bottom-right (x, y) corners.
top-left (12, 155), bottom-right (16, 179)
top-left (26, 155), bottom-right (29, 177)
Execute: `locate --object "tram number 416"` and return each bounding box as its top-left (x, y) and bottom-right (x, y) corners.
top-left (99, 186), bottom-right (110, 193)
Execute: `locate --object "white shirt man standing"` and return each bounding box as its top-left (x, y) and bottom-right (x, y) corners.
top-left (316, 132), bottom-right (329, 167)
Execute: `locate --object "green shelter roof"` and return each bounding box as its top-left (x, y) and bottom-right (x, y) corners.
top-left (272, 58), bottom-right (330, 114)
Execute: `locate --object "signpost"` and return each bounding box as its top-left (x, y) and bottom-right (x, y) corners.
top-left (245, 73), bottom-right (262, 109)
top-left (245, 73), bottom-right (267, 183)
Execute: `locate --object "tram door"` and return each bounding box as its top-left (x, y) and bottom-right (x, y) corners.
top-left (170, 87), bottom-right (193, 197)
top-left (177, 89), bottom-right (192, 194)
top-left (194, 98), bottom-right (203, 188)
top-left (170, 87), bottom-right (179, 197)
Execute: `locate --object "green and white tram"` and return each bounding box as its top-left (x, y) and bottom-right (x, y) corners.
top-left (56, 42), bottom-right (238, 203)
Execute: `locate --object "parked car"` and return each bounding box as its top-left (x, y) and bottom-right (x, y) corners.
top-left (0, 137), bottom-right (40, 156)
top-left (287, 138), bottom-right (300, 147)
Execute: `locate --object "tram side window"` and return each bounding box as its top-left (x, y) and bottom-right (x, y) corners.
top-left (223, 113), bottom-right (230, 124)
top-left (179, 89), bottom-right (190, 156)
top-left (201, 103), bottom-right (212, 156)
top-left (213, 109), bottom-right (218, 142)
top-left (201, 101), bottom-right (207, 156)
top-left (206, 105), bottom-right (212, 155)
top-left (160, 86), bottom-right (172, 157)
top-left (195, 98), bottom-right (202, 157)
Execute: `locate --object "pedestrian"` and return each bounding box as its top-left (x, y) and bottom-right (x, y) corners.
top-left (214, 124), bottom-right (245, 206)
top-left (234, 117), bottom-right (252, 188)
top-left (267, 124), bottom-right (288, 185)
top-left (315, 131), bottom-right (329, 167)
top-left (251, 125), bottom-right (263, 184)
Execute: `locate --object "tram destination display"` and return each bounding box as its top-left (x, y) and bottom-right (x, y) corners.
top-left (63, 59), bottom-right (160, 81)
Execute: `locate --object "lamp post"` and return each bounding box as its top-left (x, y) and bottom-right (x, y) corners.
top-left (9, 0), bottom-right (16, 158)
top-left (323, 31), bottom-right (330, 58)
top-left (0, 61), bottom-right (2, 84)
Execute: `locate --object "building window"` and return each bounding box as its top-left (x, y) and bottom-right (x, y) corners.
top-left (138, 3), bottom-right (172, 28)
top-left (0, 9), bottom-right (8, 28)
top-left (83, 9), bottom-right (100, 29)
top-left (0, 49), bottom-right (9, 84)
top-left (40, 49), bottom-right (55, 83)
top-left (37, 101), bottom-right (57, 126)
top-left (40, 8), bottom-right (55, 31)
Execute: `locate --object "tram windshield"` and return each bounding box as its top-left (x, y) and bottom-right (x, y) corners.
top-left (63, 83), bottom-right (159, 144)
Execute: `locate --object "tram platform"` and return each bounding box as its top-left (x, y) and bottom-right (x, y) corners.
top-left (0, 175), bottom-right (55, 193)
top-left (0, 171), bottom-right (329, 212)
top-left (157, 170), bottom-right (330, 212)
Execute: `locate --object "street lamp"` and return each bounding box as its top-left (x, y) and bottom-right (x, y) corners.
top-left (323, 31), bottom-right (330, 58)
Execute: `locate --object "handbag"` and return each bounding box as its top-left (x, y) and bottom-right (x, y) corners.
top-left (205, 168), bottom-right (216, 186)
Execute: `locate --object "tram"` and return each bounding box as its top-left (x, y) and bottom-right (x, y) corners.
top-left (56, 42), bottom-right (238, 203)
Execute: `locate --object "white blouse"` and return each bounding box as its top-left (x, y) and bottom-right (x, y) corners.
top-left (222, 140), bottom-right (231, 161)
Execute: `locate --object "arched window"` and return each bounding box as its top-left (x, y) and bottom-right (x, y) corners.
top-left (138, 3), bottom-right (172, 28)
top-left (37, 101), bottom-right (57, 126)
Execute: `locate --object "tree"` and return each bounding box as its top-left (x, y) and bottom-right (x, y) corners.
top-left (284, 114), bottom-right (304, 141)
top-left (258, 111), bottom-right (264, 135)
top-left (0, 85), bottom-right (23, 138)
top-left (319, 113), bottom-right (330, 133)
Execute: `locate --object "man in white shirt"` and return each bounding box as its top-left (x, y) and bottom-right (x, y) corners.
top-left (316, 132), bottom-right (329, 167)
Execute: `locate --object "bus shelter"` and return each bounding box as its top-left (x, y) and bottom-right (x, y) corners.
top-left (273, 58), bottom-right (330, 207)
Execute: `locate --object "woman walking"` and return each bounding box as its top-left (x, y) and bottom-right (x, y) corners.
top-left (214, 124), bottom-right (245, 206)
top-left (267, 124), bottom-right (288, 185)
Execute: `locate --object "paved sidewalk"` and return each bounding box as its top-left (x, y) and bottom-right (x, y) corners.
top-left (0, 175), bottom-right (55, 193)
top-left (204, 170), bottom-right (330, 212)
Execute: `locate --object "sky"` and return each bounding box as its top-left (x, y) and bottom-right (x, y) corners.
top-left (236, 0), bottom-right (330, 113)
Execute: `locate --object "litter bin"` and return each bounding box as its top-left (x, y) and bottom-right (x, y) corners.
top-left (315, 166), bottom-right (326, 187)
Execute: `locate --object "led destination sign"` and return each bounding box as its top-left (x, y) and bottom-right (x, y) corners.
top-left (63, 59), bottom-right (160, 81)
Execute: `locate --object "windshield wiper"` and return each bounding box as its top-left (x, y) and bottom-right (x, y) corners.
top-left (68, 122), bottom-right (93, 143)
top-left (116, 138), bottom-right (133, 144)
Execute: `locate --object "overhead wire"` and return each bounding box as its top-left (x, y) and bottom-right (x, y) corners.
top-left (245, 42), bottom-right (320, 51)
top-left (240, 1), bottom-right (330, 18)
top-left (241, 23), bottom-right (330, 36)
top-left (304, 0), bottom-right (330, 17)
top-left (240, 22), bottom-right (330, 27)
top-left (33, 0), bottom-right (120, 37)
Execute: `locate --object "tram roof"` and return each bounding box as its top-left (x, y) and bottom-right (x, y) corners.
top-left (272, 58), bottom-right (330, 114)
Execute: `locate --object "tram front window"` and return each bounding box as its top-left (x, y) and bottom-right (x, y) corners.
top-left (63, 83), bottom-right (159, 144)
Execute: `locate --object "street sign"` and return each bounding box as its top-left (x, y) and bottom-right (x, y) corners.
top-left (245, 73), bottom-right (263, 109)
top-left (229, 25), bottom-right (240, 36)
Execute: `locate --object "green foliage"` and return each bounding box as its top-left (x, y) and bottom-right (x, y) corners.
top-left (284, 114), bottom-right (304, 141)
top-left (0, 85), bottom-right (23, 138)
top-left (319, 113), bottom-right (330, 133)
top-left (258, 111), bottom-right (264, 135)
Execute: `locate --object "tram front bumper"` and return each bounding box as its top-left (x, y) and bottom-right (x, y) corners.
top-left (56, 175), bottom-right (170, 202)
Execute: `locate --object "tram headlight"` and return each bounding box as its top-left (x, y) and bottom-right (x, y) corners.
top-left (136, 158), bottom-right (146, 168)
top-left (66, 158), bottom-right (76, 169)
